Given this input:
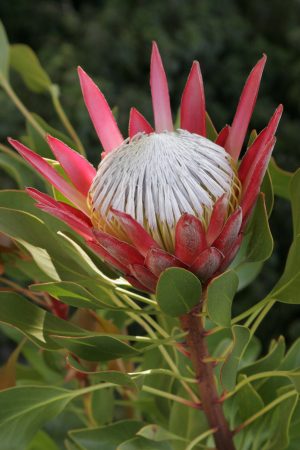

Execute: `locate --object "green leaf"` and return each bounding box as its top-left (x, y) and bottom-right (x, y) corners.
top-left (0, 291), bottom-right (62, 349)
top-left (290, 168), bottom-right (300, 237)
top-left (280, 338), bottom-right (300, 371)
top-left (205, 112), bottom-right (218, 141)
top-left (235, 261), bottom-right (263, 291)
top-left (263, 389), bottom-right (298, 450)
top-left (137, 424), bottom-right (185, 442)
top-left (168, 385), bottom-right (208, 444)
top-left (30, 281), bottom-right (115, 310)
top-left (0, 385), bottom-right (73, 450)
top-left (91, 388), bottom-right (114, 424)
top-left (261, 169), bottom-right (274, 217)
top-left (269, 158), bottom-right (293, 200)
top-left (270, 236), bottom-right (300, 304)
top-left (69, 420), bottom-right (143, 450)
top-left (118, 437), bottom-right (172, 450)
top-left (0, 206), bottom-right (112, 281)
top-left (156, 268), bottom-right (201, 317)
top-left (221, 325), bottom-right (251, 391)
top-left (247, 129), bottom-right (257, 147)
top-left (234, 374), bottom-right (264, 423)
top-left (18, 240), bottom-right (60, 281)
top-left (0, 340), bottom-right (24, 390)
top-left (0, 292), bottom-right (138, 361)
top-left (0, 20), bottom-right (9, 79)
top-left (207, 270), bottom-right (238, 327)
top-left (246, 193), bottom-right (273, 263)
top-left (242, 336), bottom-right (286, 376)
top-left (51, 333), bottom-right (139, 362)
top-left (9, 44), bottom-right (52, 93)
top-left (26, 431), bottom-right (60, 450)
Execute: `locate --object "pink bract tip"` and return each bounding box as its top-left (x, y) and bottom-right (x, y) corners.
top-left (180, 61), bottom-right (206, 136)
top-left (78, 66), bottom-right (123, 154)
top-left (150, 42), bottom-right (173, 132)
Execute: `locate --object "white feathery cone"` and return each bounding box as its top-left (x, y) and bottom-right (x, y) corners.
top-left (89, 129), bottom-right (241, 251)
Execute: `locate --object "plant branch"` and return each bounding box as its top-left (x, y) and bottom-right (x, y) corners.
top-left (180, 295), bottom-right (236, 450)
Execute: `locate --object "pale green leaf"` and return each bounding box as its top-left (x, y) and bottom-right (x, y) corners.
top-left (207, 270), bottom-right (238, 327)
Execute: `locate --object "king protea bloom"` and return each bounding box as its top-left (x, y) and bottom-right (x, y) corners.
top-left (9, 42), bottom-right (282, 293)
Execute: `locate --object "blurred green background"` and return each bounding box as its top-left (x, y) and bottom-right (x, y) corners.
top-left (0, 0), bottom-right (299, 347)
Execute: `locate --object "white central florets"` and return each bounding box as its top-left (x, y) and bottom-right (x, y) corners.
top-left (89, 129), bottom-right (239, 250)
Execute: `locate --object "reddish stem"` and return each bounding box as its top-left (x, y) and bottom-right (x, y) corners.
top-left (180, 305), bottom-right (235, 450)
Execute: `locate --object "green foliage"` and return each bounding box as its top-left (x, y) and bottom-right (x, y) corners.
top-left (246, 194), bottom-right (274, 263)
top-left (156, 268), bottom-right (202, 317)
top-left (221, 325), bottom-right (251, 391)
top-left (10, 44), bottom-right (52, 93)
top-left (0, 20), bottom-right (9, 79)
top-left (0, 8), bottom-right (299, 450)
top-left (0, 385), bottom-right (74, 450)
top-left (207, 270), bottom-right (239, 327)
top-left (69, 421), bottom-right (144, 450)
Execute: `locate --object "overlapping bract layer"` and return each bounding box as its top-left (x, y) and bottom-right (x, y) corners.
top-left (9, 42), bottom-right (282, 293)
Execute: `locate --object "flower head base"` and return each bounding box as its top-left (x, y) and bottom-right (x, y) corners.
top-left (9, 42), bottom-right (282, 293)
top-left (89, 129), bottom-right (241, 252)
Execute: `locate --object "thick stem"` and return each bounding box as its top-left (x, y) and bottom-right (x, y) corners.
top-left (180, 306), bottom-right (235, 450)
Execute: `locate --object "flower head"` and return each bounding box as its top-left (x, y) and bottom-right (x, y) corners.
top-left (9, 42), bottom-right (282, 293)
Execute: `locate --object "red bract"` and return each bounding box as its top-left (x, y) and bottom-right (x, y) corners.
top-left (9, 42), bottom-right (282, 293)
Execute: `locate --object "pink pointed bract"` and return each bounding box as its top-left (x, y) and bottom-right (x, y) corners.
top-left (180, 61), bottom-right (206, 136)
top-left (10, 42), bottom-right (282, 294)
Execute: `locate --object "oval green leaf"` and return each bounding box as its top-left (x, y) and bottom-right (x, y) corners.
top-left (156, 268), bottom-right (202, 317)
top-left (207, 270), bottom-right (238, 327)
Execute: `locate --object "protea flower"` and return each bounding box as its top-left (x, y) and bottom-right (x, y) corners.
top-left (9, 42), bottom-right (282, 293)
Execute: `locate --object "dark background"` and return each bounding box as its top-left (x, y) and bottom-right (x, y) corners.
top-left (0, 0), bottom-right (299, 347)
